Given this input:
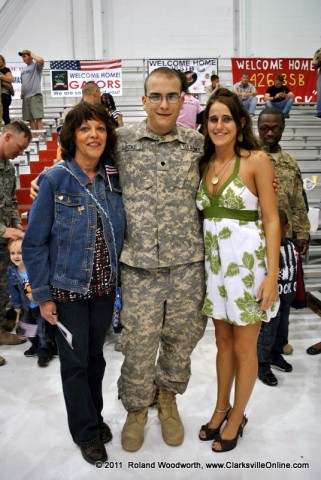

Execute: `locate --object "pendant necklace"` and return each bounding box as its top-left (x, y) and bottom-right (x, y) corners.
top-left (210, 154), bottom-right (235, 185)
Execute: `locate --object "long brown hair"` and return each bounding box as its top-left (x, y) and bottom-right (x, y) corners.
top-left (200, 88), bottom-right (262, 168)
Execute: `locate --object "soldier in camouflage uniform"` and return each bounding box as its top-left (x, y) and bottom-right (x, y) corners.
top-left (116, 67), bottom-right (207, 451)
top-left (0, 121), bottom-right (31, 362)
top-left (257, 107), bottom-right (310, 384)
top-left (312, 47), bottom-right (321, 118)
top-left (258, 108), bottom-right (310, 249)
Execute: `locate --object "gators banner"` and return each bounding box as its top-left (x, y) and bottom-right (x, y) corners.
top-left (49, 59), bottom-right (122, 97)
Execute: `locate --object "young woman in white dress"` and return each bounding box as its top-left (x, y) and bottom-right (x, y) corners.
top-left (197, 88), bottom-right (280, 452)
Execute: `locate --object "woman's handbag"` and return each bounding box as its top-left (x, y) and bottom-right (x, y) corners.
top-left (1, 80), bottom-right (14, 96)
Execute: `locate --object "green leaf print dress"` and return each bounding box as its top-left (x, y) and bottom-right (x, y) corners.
top-left (196, 156), bottom-right (279, 325)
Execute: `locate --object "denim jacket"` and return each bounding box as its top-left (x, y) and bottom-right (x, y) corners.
top-left (22, 158), bottom-right (125, 303)
top-left (5, 264), bottom-right (30, 309)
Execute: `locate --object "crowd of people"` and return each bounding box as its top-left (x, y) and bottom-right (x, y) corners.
top-left (2, 48), bottom-right (321, 125)
top-left (1, 53), bottom-right (321, 465)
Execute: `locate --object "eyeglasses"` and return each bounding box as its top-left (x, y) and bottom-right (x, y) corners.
top-left (146, 93), bottom-right (181, 104)
top-left (258, 125), bottom-right (284, 134)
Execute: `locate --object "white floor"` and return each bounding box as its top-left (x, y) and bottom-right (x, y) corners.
top-left (1, 307), bottom-right (320, 480)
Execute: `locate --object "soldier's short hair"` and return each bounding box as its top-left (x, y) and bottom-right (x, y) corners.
top-left (1, 120), bottom-right (32, 142)
top-left (82, 81), bottom-right (100, 96)
top-left (258, 107), bottom-right (285, 126)
top-left (144, 67), bottom-right (183, 95)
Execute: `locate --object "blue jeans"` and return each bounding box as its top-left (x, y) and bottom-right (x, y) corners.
top-left (54, 291), bottom-right (115, 446)
top-left (23, 306), bottom-right (53, 358)
top-left (242, 96), bottom-right (257, 116)
top-left (265, 98), bottom-right (293, 115)
top-left (257, 294), bottom-right (295, 375)
top-left (316, 72), bottom-right (321, 115)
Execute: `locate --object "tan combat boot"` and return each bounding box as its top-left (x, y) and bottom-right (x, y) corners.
top-left (0, 328), bottom-right (25, 345)
top-left (157, 389), bottom-right (184, 446)
top-left (283, 343), bottom-right (293, 355)
top-left (1, 318), bottom-right (16, 332)
top-left (0, 355), bottom-right (5, 366)
top-left (121, 408), bottom-right (148, 452)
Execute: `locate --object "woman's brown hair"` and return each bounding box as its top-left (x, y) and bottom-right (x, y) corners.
top-left (60, 102), bottom-right (117, 164)
top-left (200, 87), bottom-right (262, 168)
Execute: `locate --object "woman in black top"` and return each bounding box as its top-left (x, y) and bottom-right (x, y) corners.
top-left (101, 92), bottom-right (124, 127)
top-left (0, 55), bottom-right (14, 124)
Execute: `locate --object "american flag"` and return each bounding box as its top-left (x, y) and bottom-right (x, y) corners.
top-left (105, 164), bottom-right (119, 176)
top-left (50, 59), bottom-right (121, 71)
top-left (16, 321), bottom-right (38, 339)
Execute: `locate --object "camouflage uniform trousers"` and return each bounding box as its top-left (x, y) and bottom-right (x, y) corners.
top-left (0, 243), bottom-right (11, 325)
top-left (118, 261), bottom-right (207, 412)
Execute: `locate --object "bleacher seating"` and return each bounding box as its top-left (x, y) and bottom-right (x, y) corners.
top-left (38, 149), bottom-right (57, 162)
top-left (281, 112), bottom-right (321, 302)
top-left (19, 173), bottom-right (39, 188)
top-left (13, 127), bottom-right (57, 226)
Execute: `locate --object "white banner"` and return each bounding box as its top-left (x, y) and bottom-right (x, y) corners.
top-left (6, 62), bottom-right (25, 97)
top-left (49, 59), bottom-right (122, 97)
top-left (147, 58), bottom-right (218, 94)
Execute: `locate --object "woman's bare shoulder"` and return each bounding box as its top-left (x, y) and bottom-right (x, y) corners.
top-left (241, 149), bottom-right (270, 165)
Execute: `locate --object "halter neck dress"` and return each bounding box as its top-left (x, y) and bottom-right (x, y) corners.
top-left (196, 155), bottom-right (279, 325)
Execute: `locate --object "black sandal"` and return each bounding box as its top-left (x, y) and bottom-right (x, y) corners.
top-left (199, 405), bottom-right (231, 441)
top-left (212, 415), bottom-right (248, 453)
top-left (307, 345), bottom-right (321, 355)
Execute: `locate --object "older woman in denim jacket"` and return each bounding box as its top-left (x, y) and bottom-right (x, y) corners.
top-left (22, 102), bottom-right (125, 465)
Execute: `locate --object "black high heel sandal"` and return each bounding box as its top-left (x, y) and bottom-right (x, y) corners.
top-left (199, 405), bottom-right (231, 441)
top-left (211, 415), bottom-right (248, 452)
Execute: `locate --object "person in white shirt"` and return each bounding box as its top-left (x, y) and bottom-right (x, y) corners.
top-left (233, 73), bottom-right (258, 117)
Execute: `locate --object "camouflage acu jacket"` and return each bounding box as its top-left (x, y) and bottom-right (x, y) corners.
top-left (0, 159), bottom-right (21, 242)
top-left (267, 149), bottom-right (310, 240)
top-left (115, 120), bottom-right (204, 268)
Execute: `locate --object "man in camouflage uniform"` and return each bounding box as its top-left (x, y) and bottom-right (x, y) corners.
top-left (258, 108), bottom-right (310, 248)
top-left (0, 121), bottom-right (32, 364)
top-left (312, 48), bottom-right (321, 119)
top-left (116, 67), bottom-right (207, 451)
top-left (256, 108), bottom-right (310, 385)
